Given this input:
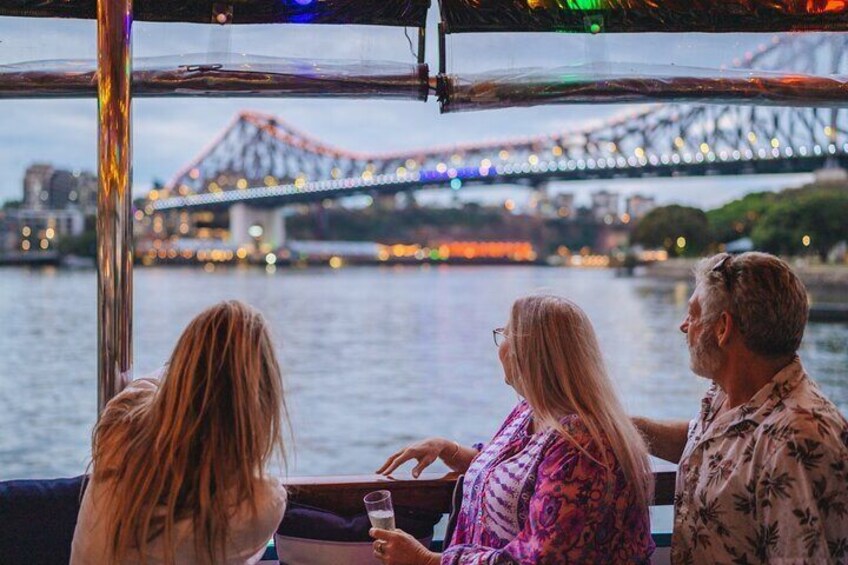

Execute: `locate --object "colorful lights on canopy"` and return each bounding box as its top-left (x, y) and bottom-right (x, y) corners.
top-left (437, 0), bottom-right (848, 33)
top-left (0, 0), bottom-right (430, 26)
top-left (434, 2), bottom-right (848, 111)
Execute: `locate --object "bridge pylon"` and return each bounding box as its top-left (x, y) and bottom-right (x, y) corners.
top-left (229, 203), bottom-right (286, 250)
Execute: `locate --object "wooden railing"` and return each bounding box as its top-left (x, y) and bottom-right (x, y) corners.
top-left (283, 464), bottom-right (677, 517)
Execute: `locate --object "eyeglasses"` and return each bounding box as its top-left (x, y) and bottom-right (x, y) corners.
top-left (712, 253), bottom-right (734, 292)
top-left (493, 327), bottom-right (506, 347)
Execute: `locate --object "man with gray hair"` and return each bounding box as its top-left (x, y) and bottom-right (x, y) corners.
top-left (635, 252), bottom-right (848, 564)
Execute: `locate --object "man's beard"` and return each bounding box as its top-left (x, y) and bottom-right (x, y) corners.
top-left (689, 323), bottom-right (723, 378)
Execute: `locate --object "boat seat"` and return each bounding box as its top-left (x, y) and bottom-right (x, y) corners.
top-left (276, 502), bottom-right (441, 565)
top-left (0, 475), bottom-right (87, 565)
top-left (0, 475), bottom-right (441, 565)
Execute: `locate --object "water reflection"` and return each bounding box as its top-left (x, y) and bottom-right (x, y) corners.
top-left (0, 266), bottom-right (844, 479)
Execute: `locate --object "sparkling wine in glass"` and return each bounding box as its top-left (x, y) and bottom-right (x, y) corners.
top-left (364, 490), bottom-right (396, 530)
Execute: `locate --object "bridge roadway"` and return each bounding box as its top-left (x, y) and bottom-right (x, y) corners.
top-left (152, 149), bottom-right (848, 212)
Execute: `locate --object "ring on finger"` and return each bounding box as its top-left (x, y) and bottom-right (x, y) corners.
top-left (375, 540), bottom-right (385, 554)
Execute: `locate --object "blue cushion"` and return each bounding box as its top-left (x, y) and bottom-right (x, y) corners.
top-left (276, 503), bottom-right (441, 564)
top-left (278, 502), bottom-right (441, 541)
top-left (0, 475), bottom-right (87, 564)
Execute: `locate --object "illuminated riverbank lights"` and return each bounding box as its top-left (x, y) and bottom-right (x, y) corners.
top-left (378, 241), bottom-right (536, 262)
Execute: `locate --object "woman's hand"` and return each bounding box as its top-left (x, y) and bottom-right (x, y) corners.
top-left (370, 528), bottom-right (440, 565)
top-left (376, 437), bottom-right (455, 477)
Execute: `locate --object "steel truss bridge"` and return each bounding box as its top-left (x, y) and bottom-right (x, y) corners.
top-left (153, 34), bottom-right (848, 213)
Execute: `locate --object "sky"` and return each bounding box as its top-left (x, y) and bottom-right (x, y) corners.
top-left (0, 13), bottom-right (821, 209)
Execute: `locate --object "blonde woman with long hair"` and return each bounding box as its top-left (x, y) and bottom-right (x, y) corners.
top-left (71, 300), bottom-right (289, 564)
top-left (373, 295), bottom-right (654, 564)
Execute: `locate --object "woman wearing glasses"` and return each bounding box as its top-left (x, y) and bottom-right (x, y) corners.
top-left (372, 294), bottom-right (654, 564)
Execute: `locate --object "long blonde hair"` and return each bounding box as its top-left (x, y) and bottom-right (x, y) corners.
top-left (506, 295), bottom-right (653, 509)
top-left (91, 300), bottom-right (288, 564)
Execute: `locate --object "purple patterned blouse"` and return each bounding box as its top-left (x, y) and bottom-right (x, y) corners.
top-left (443, 401), bottom-right (654, 564)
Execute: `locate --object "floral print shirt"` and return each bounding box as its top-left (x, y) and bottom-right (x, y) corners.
top-left (443, 401), bottom-right (654, 564)
top-left (673, 358), bottom-right (848, 564)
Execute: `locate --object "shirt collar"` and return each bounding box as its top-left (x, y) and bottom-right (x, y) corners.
top-left (701, 357), bottom-right (806, 438)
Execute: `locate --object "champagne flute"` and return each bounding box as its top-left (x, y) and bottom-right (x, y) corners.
top-left (364, 490), bottom-right (395, 530)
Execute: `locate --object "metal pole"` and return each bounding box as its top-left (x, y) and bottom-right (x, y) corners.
top-left (97, 0), bottom-right (133, 413)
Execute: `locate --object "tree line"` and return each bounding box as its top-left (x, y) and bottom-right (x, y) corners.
top-left (632, 181), bottom-right (848, 260)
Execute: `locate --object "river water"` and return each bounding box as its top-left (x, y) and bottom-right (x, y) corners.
top-left (1, 265), bottom-right (845, 480)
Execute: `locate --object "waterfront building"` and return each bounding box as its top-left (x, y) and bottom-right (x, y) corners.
top-left (0, 208), bottom-right (84, 253)
top-left (595, 224), bottom-right (631, 254)
top-left (554, 192), bottom-right (575, 218)
top-left (626, 194), bottom-right (657, 221)
top-left (22, 164), bottom-right (97, 215)
top-left (22, 163), bottom-right (54, 210)
top-left (591, 190), bottom-right (620, 222)
top-left (48, 170), bottom-right (97, 215)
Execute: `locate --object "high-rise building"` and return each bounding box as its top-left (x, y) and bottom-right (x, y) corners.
top-left (49, 170), bottom-right (97, 215)
top-left (626, 194), bottom-right (657, 221)
top-left (554, 192), bottom-right (575, 219)
top-left (22, 165), bottom-right (97, 215)
top-left (77, 171), bottom-right (98, 215)
top-left (591, 190), bottom-right (620, 222)
top-left (22, 164), bottom-right (54, 210)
